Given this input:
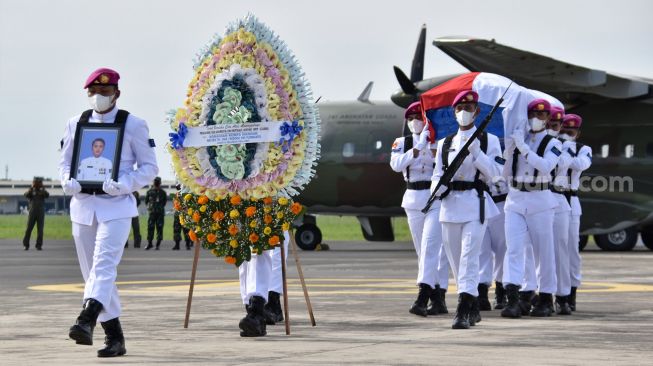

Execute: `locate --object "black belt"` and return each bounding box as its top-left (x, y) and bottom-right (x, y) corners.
top-left (406, 181), bottom-right (431, 190)
top-left (510, 181), bottom-right (550, 192)
top-left (443, 180), bottom-right (489, 223)
top-left (80, 187), bottom-right (107, 195)
top-left (492, 193), bottom-right (507, 203)
top-left (550, 187), bottom-right (578, 204)
top-left (550, 186), bottom-right (566, 195)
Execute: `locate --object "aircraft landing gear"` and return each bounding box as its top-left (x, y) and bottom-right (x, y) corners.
top-left (640, 224), bottom-right (653, 251)
top-left (295, 215), bottom-right (322, 251)
top-left (595, 227), bottom-right (638, 251)
top-left (579, 235), bottom-right (589, 251)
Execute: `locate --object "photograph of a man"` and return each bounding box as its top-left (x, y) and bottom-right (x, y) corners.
top-left (77, 136), bottom-right (114, 181)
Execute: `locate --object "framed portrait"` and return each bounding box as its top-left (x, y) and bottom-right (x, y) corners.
top-left (70, 123), bottom-right (125, 191)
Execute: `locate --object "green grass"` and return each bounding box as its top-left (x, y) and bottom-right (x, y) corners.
top-left (1, 214), bottom-right (412, 242)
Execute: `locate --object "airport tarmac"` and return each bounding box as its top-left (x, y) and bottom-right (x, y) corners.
top-left (1, 239), bottom-right (652, 365)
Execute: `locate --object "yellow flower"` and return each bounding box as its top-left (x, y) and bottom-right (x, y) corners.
top-left (229, 209), bottom-right (240, 219)
top-left (249, 220), bottom-right (258, 228)
top-left (282, 222), bottom-right (290, 231)
top-left (184, 193), bottom-right (193, 202)
top-left (278, 197), bottom-right (289, 205)
top-left (229, 239), bottom-right (239, 248)
top-left (263, 227), bottom-right (272, 235)
top-left (211, 223), bottom-right (219, 230)
top-left (276, 212), bottom-right (284, 219)
top-left (211, 248), bottom-right (219, 256)
top-left (187, 208), bottom-right (194, 215)
top-left (199, 205), bottom-right (207, 213)
top-left (263, 206), bottom-right (272, 213)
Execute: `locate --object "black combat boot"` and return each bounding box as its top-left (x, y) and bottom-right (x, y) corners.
top-left (494, 281), bottom-right (507, 309)
top-left (155, 240), bottom-right (161, 250)
top-left (409, 283), bottom-right (431, 317)
top-left (569, 287), bottom-right (577, 311)
top-left (427, 285), bottom-right (443, 315)
top-left (239, 296), bottom-right (267, 337)
top-left (469, 296), bottom-right (482, 326)
top-left (477, 283), bottom-right (492, 311)
top-left (145, 241), bottom-right (153, 250)
top-left (518, 291), bottom-right (535, 316)
top-left (437, 288), bottom-right (449, 314)
top-left (97, 318), bottom-right (126, 357)
top-left (265, 291), bottom-right (284, 323)
top-left (500, 284), bottom-right (522, 318)
top-left (172, 241), bottom-right (180, 250)
top-left (134, 237), bottom-right (141, 248)
top-left (530, 293), bottom-right (554, 317)
top-left (452, 293), bottom-right (474, 329)
top-left (69, 299), bottom-right (103, 345)
top-left (186, 240), bottom-right (192, 250)
top-left (555, 295), bottom-right (572, 315)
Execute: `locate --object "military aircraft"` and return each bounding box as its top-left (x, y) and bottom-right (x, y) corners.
top-left (295, 26), bottom-right (653, 253)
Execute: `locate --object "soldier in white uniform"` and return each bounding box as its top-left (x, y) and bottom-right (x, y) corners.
top-left (77, 138), bottom-right (113, 181)
top-left (59, 68), bottom-right (158, 357)
top-left (560, 114), bottom-right (592, 311)
top-left (501, 98), bottom-right (562, 319)
top-left (390, 102), bottom-right (448, 317)
top-left (433, 90), bottom-right (501, 329)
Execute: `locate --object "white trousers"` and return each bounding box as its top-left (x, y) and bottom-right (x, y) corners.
top-left (268, 233), bottom-right (290, 294)
top-left (238, 252), bottom-right (272, 304)
top-left (503, 209), bottom-right (557, 294)
top-left (442, 220), bottom-right (486, 296)
top-left (406, 208), bottom-right (425, 256)
top-left (72, 216), bottom-right (131, 322)
top-left (569, 215), bottom-right (582, 287)
top-left (522, 244), bottom-right (537, 292)
top-left (416, 206), bottom-right (443, 288)
top-left (553, 210), bottom-right (571, 296)
top-left (437, 244), bottom-right (450, 290)
top-left (479, 203), bottom-right (506, 285)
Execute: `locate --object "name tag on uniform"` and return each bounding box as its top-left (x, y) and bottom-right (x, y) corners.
top-left (495, 156), bottom-right (506, 165)
top-left (551, 147), bottom-right (561, 156)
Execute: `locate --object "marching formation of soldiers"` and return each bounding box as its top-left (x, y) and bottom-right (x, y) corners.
top-left (391, 91), bottom-right (592, 329)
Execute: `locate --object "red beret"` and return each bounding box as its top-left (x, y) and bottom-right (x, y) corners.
top-left (452, 90), bottom-right (478, 107)
top-left (405, 101), bottom-right (422, 119)
top-left (562, 114), bottom-right (582, 129)
top-left (550, 106), bottom-right (565, 121)
top-left (527, 98), bottom-right (551, 113)
top-left (84, 68), bottom-right (120, 89)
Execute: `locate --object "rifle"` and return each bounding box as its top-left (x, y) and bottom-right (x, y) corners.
top-left (421, 82), bottom-right (512, 213)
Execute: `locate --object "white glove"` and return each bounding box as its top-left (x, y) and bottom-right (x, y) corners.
top-left (414, 124), bottom-right (430, 151)
top-left (511, 132), bottom-right (529, 154)
top-left (102, 179), bottom-right (130, 196)
top-left (62, 178), bottom-right (82, 195)
top-left (469, 139), bottom-right (481, 158)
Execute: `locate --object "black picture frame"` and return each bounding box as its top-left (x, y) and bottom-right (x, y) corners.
top-left (70, 123), bottom-right (125, 190)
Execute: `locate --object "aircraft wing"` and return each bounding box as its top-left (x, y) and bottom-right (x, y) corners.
top-left (434, 36), bottom-right (651, 99)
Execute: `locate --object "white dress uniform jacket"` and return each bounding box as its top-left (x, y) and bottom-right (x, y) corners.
top-left (564, 141), bottom-right (593, 216)
top-left (59, 108), bottom-right (159, 224)
top-left (390, 134), bottom-right (435, 210)
top-left (77, 156), bottom-right (113, 181)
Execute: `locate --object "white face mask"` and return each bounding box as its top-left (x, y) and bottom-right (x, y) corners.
top-left (88, 94), bottom-right (115, 113)
top-left (546, 129), bottom-right (559, 137)
top-left (559, 133), bottom-right (574, 142)
top-left (529, 117), bottom-right (546, 132)
top-left (407, 119), bottom-right (425, 134)
top-left (455, 110), bottom-right (475, 127)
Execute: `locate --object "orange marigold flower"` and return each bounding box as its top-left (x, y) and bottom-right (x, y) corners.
top-left (245, 206), bottom-right (257, 217)
top-left (268, 235), bottom-right (280, 246)
top-left (228, 224), bottom-right (239, 236)
top-left (188, 230), bottom-right (197, 242)
top-left (264, 214), bottom-right (273, 224)
top-left (192, 211), bottom-right (201, 223)
top-left (249, 233), bottom-right (259, 243)
top-left (263, 197), bottom-right (273, 205)
top-left (225, 256), bottom-right (236, 265)
top-left (206, 233), bottom-right (217, 243)
top-left (212, 210), bottom-right (225, 221)
top-left (230, 195), bottom-right (242, 205)
top-left (197, 195), bottom-right (209, 205)
top-left (290, 202), bottom-right (302, 215)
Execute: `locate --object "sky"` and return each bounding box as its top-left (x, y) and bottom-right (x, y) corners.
top-left (1, 0), bottom-right (652, 181)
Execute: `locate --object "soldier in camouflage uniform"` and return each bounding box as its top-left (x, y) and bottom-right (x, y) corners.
top-left (172, 186), bottom-right (192, 250)
top-left (144, 177), bottom-right (167, 250)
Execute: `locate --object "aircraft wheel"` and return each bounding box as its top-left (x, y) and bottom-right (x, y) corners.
top-left (595, 227), bottom-right (638, 251)
top-left (579, 235), bottom-right (589, 251)
top-left (640, 225), bottom-right (653, 251)
top-left (295, 223), bottom-right (322, 251)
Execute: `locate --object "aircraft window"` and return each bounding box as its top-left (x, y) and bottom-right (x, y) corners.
top-left (624, 144), bottom-right (635, 158)
top-left (600, 144), bottom-right (609, 158)
top-left (342, 142), bottom-right (355, 158)
top-left (375, 140), bottom-right (383, 150)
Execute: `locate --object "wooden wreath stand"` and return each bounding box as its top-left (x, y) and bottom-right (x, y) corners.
top-left (183, 229), bottom-right (316, 335)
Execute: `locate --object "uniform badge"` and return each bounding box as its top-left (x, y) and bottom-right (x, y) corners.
top-left (494, 156), bottom-right (506, 165)
top-left (99, 74), bottom-right (109, 84)
top-left (551, 147), bottom-right (561, 156)
top-left (149, 138), bottom-right (156, 147)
